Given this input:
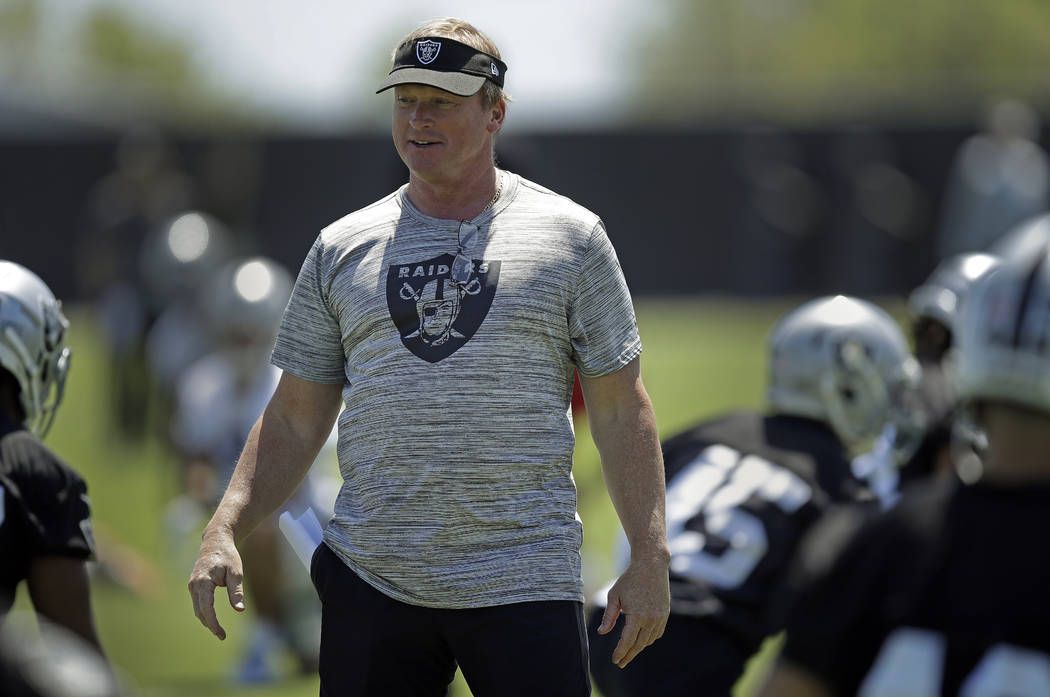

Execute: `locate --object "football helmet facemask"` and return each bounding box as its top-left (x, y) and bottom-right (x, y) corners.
top-left (0, 261), bottom-right (71, 437)
top-left (767, 295), bottom-right (920, 447)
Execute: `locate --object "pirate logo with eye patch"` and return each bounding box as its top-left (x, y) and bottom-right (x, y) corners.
top-left (387, 254), bottom-right (500, 363)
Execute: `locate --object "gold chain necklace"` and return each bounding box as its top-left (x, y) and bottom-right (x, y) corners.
top-left (481, 173), bottom-right (504, 215)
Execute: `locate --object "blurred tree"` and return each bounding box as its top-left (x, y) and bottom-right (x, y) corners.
top-left (0, 0), bottom-right (272, 131)
top-left (0, 0), bottom-right (40, 77)
top-left (81, 6), bottom-right (195, 90)
top-left (634, 0), bottom-right (1050, 125)
top-left (76, 6), bottom-right (267, 129)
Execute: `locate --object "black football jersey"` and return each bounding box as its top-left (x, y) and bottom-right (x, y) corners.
top-left (780, 474), bottom-right (1050, 696)
top-left (659, 410), bottom-right (871, 654)
top-left (0, 413), bottom-right (95, 615)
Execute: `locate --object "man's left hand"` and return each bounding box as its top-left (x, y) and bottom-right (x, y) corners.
top-left (595, 556), bottom-right (670, 668)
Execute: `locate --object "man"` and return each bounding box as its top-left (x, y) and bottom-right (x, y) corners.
top-left (589, 295), bottom-right (920, 697)
top-left (0, 261), bottom-right (107, 658)
top-left (758, 249), bottom-right (1050, 695)
top-left (935, 97), bottom-right (1049, 260)
top-left (188, 17), bottom-right (669, 697)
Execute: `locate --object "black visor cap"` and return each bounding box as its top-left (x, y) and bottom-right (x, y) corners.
top-left (376, 36), bottom-right (507, 96)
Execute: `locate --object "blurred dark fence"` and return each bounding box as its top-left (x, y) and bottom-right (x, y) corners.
top-left (0, 126), bottom-right (973, 302)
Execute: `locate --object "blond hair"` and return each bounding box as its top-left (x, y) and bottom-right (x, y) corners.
top-left (394, 17), bottom-right (511, 109)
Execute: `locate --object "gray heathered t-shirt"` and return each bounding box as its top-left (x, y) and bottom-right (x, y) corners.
top-left (271, 170), bottom-right (641, 608)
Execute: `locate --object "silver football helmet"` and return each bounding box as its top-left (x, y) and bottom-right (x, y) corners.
top-left (0, 261), bottom-right (71, 437)
top-left (955, 248), bottom-right (1050, 414)
top-left (767, 295), bottom-right (920, 446)
top-left (909, 252), bottom-right (1001, 334)
top-left (201, 256), bottom-right (293, 346)
top-left (138, 210), bottom-right (236, 311)
top-left (990, 213), bottom-right (1050, 263)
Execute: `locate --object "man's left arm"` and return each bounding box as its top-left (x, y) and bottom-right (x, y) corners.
top-left (580, 356), bottom-right (670, 668)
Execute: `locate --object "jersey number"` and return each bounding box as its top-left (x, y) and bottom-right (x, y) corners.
top-left (665, 444), bottom-right (812, 589)
top-left (860, 627), bottom-right (1050, 696)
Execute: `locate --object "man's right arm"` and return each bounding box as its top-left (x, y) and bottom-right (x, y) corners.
top-left (188, 371), bottom-right (342, 640)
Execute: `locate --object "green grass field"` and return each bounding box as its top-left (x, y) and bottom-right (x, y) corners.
top-left (17, 295), bottom-right (897, 696)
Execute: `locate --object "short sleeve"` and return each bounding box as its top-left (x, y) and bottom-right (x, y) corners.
top-left (568, 222), bottom-right (642, 377)
top-left (271, 236), bottom-right (347, 383)
top-left (14, 458), bottom-right (95, 561)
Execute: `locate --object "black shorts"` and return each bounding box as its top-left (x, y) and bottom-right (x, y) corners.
top-left (311, 543), bottom-right (590, 697)
top-left (586, 604), bottom-right (747, 697)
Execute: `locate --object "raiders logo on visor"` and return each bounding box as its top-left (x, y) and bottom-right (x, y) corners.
top-left (416, 39), bottom-right (441, 64)
top-left (376, 36), bottom-right (508, 97)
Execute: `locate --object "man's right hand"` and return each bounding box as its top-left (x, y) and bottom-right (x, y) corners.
top-left (187, 529), bottom-right (246, 640)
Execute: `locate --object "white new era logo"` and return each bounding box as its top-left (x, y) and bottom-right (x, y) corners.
top-left (490, 62), bottom-right (499, 76)
top-left (417, 40), bottom-right (441, 64)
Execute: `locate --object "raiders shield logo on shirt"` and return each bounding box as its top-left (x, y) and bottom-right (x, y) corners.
top-left (386, 253), bottom-right (500, 363)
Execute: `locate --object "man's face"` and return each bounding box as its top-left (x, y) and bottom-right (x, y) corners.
top-left (391, 84), bottom-right (497, 185)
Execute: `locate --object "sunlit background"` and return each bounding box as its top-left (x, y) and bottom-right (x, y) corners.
top-left (2, 1), bottom-right (1049, 695)
top-left (6, 0), bottom-right (1049, 132)
top-left (5, 0), bottom-right (1049, 303)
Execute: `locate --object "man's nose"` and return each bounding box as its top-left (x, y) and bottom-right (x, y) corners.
top-left (409, 104), bottom-right (434, 128)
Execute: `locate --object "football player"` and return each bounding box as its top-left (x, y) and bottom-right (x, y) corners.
top-left (0, 261), bottom-right (107, 657)
top-left (759, 235), bottom-right (1050, 697)
top-left (852, 252), bottom-right (1002, 506)
top-left (168, 256), bottom-right (337, 683)
top-left (588, 295), bottom-right (919, 697)
top-left (80, 125), bottom-right (198, 442)
top-left (140, 210), bottom-right (237, 431)
top-left (935, 97), bottom-right (1049, 260)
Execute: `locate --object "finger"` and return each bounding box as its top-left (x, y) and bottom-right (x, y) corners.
top-left (619, 640), bottom-right (646, 668)
top-left (226, 570), bottom-right (246, 612)
top-left (618, 613), bottom-right (670, 668)
top-left (617, 624), bottom-right (657, 668)
top-left (612, 614), bottom-right (643, 667)
top-left (638, 613), bottom-right (665, 645)
top-left (653, 614), bottom-right (668, 641)
top-left (190, 580), bottom-right (226, 641)
top-left (597, 596), bottom-right (622, 635)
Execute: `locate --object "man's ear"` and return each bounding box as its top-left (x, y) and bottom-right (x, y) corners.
top-left (488, 99), bottom-right (506, 134)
